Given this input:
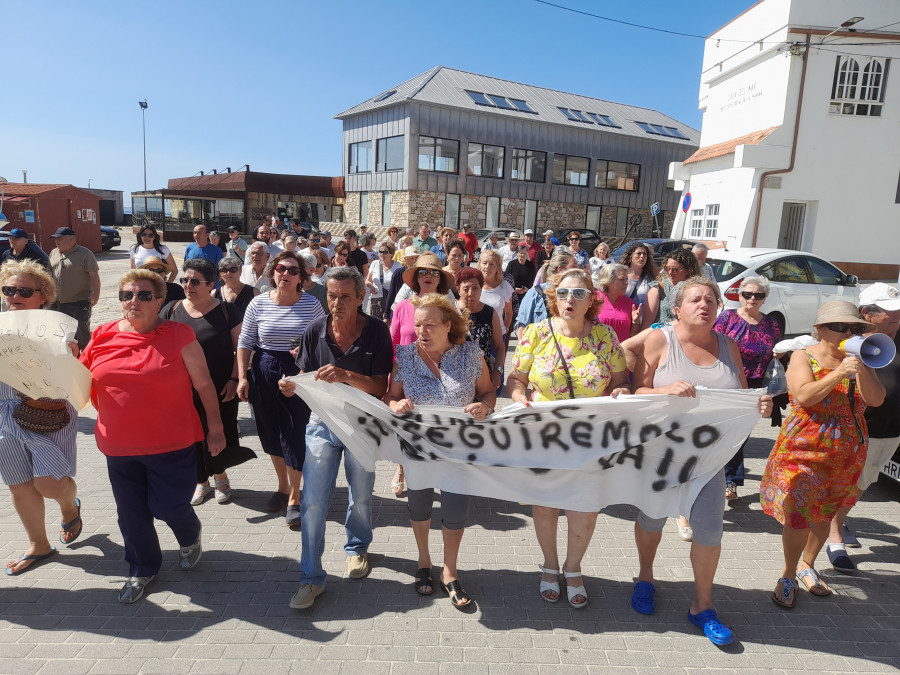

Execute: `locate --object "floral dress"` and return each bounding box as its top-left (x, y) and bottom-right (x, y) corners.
top-left (760, 351), bottom-right (868, 528)
top-left (513, 319), bottom-right (626, 401)
top-left (713, 310), bottom-right (781, 382)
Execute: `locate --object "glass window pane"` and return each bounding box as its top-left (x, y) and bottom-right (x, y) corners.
top-left (509, 98), bottom-right (535, 113)
top-left (445, 194), bottom-right (460, 227)
top-left (585, 205), bottom-right (601, 231)
top-left (487, 95), bottom-right (515, 110)
top-left (486, 197), bottom-right (500, 229)
top-left (418, 136), bottom-right (435, 171)
top-left (566, 156), bottom-right (589, 186)
top-left (594, 160), bottom-right (608, 189)
top-left (557, 107), bottom-right (579, 121)
top-left (806, 257), bottom-right (842, 285)
top-left (349, 141), bottom-right (372, 173)
top-left (382, 191), bottom-right (391, 228)
top-left (435, 138), bottom-right (458, 173)
top-left (466, 91), bottom-right (493, 106)
top-left (377, 136), bottom-right (404, 171)
top-left (483, 144), bottom-right (504, 178)
top-left (615, 207), bottom-right (628, 236)
top-left (360, 192), bottom-right (368, 225)
top-left (525, 200), bottom-right (538, 229)
top-left (467, 143), bottom-right (483, 176)
top-left (552, 155), bottom-right (566, 184)
top-left (571, 110), bottom-right (592, 123)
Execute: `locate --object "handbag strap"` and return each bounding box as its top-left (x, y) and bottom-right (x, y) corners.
top-left (546, 317), bottom-right (577, 400)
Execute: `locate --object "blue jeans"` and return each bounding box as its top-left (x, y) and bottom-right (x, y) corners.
top-left (300, 417), bottom-right (375, 587)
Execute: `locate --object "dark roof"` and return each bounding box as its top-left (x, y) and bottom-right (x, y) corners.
top-left (166, 171), bottom-right (344, 197)
top-left (334, 66), bottom-right (699, 144)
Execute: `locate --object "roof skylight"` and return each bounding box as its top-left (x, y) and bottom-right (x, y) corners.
top-left (636, 121), bottom-right (689, 139)
top-left (466, 90), bottom-right (538, 114)
top-left (373, 90), bottom-right (396, 102)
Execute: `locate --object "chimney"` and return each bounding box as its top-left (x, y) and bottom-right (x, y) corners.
top-left (212, 169), bottom-right (217, 175)
top-left (200, 171), bottom-right (204, 176)
top-left (226, 167), bottom-right (231, 173)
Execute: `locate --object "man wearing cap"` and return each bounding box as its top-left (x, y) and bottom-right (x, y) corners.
top-left (226, 227), bottom-right (248, 262)
top-left (542, 229), bottom-right (560, 246)
top-left (826, 283), bottom-right (900, 571)
top-left (458, 224), bottom-right (478, 261)
top-left (48, 227), bottom-right (100, 350)
top-left (412, 224), bottom-right (438, 254)
top-left (321, 231), bottom-right (335, 259)
top-left (523, 229), bottom-right (542, 262)
top-left (1, 228), bottom-right (50, 269)
top-left (498, 231), bottom-right (520, 271)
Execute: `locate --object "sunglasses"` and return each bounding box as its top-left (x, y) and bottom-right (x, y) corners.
top-left (417, 269), bottom-right (441, 278)
top-left (665, 266), bottom-right (685, 274)
top-left (741, 291), bottom-right (766, 300)
top-left (274, 264), bottom-right (300, 276)
top-left (555, 288), bottom-right (591, 301)
top-left (822, 322), bottom-right (864, 335)
top-left (180, 277), bottom-right (209, 287)
top-left (379, 250), bottom-right (392, 255)
top-left (568, 238), bottom-right (581, 242)
top-left (220, 267), bottom-right (240, 274)
top-left (140, 232), bottom-right (155, 238)
top-left (309, 238), bottom-right (320, 243)
top-left (119, 290), bottom-right (155, 302)
top-left (1, 286), bottom-right (37, 298)
top-left (147, 267), bottom-right (167, 275)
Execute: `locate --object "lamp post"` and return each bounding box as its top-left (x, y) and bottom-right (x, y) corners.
top-left (821, 16), bottom-right (864, 42)
top-left (139, 99), bottom-right (148, 220)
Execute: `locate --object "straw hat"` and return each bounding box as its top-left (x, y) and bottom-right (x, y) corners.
top-left (814, 300), bottom-right (875, 331)
top-left (139, 256), bottom-right (167, 271)
top-left (402, 253), bottom-right (454, 290)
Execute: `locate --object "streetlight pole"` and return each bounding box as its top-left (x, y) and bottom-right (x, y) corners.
top-left (139, 99), bottom-right (148, 221)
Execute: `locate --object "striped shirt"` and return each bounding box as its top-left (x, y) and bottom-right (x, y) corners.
top-left (237, 291), bottom-right (326, 352)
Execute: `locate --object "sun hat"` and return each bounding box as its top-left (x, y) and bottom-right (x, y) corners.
top-left (402, 245), bottom-right (420, 261)
top-left (859, 283), bottom-right (900, 312)
top-left (402, 253), bottom-right (454, 289)
top-left (814, 300), bottom-right (875, 331)
top-left (508, 231), bottom-right (521, 240)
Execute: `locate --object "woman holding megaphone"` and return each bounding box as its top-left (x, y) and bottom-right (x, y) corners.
top-left (761, 301), bottom-right (885, 609)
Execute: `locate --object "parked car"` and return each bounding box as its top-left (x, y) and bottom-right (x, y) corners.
top-left (472, 228), bottom-right (512, 262)
top-left (100, 226), bottom-right (121, 251)
top-left (552, 228), bottom-right (602, 254)
top-left (612, 238), bottom-right (699, 265)
top-left (706, 248), bottom-right (860, 336)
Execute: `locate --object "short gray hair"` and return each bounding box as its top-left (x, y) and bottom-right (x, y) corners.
top-left (595, 263), bottom-right (629, 293)
top-left (324, 265), bottom-right (365, 297)
top-left (298, 250), bottom-right (317, 271)
top-left (692, 242), bottom-right (709, 253)
top-left (248, 241), bottom-right (269, 256)
top-left (738, 275), bottom-right (770, 296)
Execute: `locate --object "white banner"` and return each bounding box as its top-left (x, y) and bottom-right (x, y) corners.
top-left (0, 309), bottom-right (92, 409)
top-left (288, 374), bottom-right (762, 518)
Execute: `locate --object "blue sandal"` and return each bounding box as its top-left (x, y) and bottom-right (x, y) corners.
top-left (60, 497), bottom-right (82, 545)
top-left (631, 581), bottom-right (655, 615)
top-left (688, 608), bottom-right (734, 646)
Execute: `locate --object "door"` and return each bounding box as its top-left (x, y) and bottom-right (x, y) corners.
top-left (757, 255), bottom-right (819, 333)
top-left (804, 255), bottom-right (854, 304)
top-left (778, 202), bottom-right (806, 250)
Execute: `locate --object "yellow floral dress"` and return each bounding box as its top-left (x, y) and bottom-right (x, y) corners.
top-left (513, 319), bottom-right (626, 401)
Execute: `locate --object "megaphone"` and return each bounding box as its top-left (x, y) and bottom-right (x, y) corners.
top-left (840, 333), bottom-right (897, 369)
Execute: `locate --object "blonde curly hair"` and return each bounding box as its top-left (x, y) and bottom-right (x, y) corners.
top-left (0, 260), bottom-right (57, 306)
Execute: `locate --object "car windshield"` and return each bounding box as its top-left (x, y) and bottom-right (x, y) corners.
top-left (707, 259), bottom-right (747, 282)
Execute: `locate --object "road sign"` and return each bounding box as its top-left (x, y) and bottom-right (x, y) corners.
top-left (650, 202), bottom-right (660, 216)
top-left (682, 193), bottom-right (692, 212)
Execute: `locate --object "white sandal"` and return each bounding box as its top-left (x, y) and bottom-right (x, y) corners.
top-left (563, 568), bottom-right (588, 609)
top-left (538, 566), bottom-right (561, 603)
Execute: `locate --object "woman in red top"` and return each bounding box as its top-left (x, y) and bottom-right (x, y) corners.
top-left (80, 269), bottom-right (225, 604)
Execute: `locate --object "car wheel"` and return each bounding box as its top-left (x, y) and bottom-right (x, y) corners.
top-left (472, 249), bottom-right (481, 263)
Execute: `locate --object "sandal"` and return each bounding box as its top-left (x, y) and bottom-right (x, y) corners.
top-left (772, 577), bottom-right (797, 608)
top-left (59, 497), bottom-right (82, 545)
top-left (391, 468), bottom-right (406, 497)
top-left (191, 483), bottom-right (212, 506)
top-left (214, 478), bottom-right (232, 504)
top-left (6, 548), bottom-right (58, 576)
top-left (538, 565), bottom-right (561, 603)
top-left (562, 568), bottom-right (588, 609)
top-left (796, 566), bottom-right (832, 596)
top-left (631, 581), bottom-right (655, 615)
top-left (414, 567), bottom-right (434, 596)
top-left (440, 578), bottom-right (472, 609)
top-left (725, 482), bottom-right (738, 500)
top-left (688, 608), bottom-right (734, 646)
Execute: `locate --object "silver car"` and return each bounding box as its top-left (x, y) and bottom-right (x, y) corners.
top-left (706, 248), bottom-right (860, 336)
top-left (472, 228), bottom-right (513, 262)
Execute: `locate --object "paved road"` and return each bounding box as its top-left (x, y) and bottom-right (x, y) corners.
top-left (0, 241), bottom-right (898, 674)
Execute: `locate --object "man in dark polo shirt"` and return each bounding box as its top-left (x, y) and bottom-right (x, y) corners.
top-left (48, 227), bottom-right (101, 350)
top-left (2, 228), bottom-right (50, 268)
top-left (278, 266), bottom-right (392, 610)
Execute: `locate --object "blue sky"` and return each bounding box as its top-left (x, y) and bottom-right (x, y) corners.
top-left (3, 0), bottom-right (752, 198)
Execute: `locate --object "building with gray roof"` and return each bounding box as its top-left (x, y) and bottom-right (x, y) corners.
top-left (334, 66), bottom-right (699, 241)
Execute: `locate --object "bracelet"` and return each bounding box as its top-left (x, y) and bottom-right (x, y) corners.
top-left (480, 401), bottom-right (495, 414)
top-left (229, 377), bottom-right (239, 383)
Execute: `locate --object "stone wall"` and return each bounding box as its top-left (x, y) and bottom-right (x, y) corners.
top-left (408, 190), bottom-right (447, 230)
top-left (537, 202), bottom-right (586, 231)
top-left (366, 192), bottom-right (383, 229)
top-left (344, 192), bottom-right (360, 225)
top-left (389, 191), bottom-right (410, 231)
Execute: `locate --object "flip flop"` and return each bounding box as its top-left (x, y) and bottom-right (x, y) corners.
top-left (688, 608), bottom-right (734, 646)
top-left (60, 497), bottom-right (82, 545)
top-left (6, 548), bottom-right (58, 576)
top-left (796, 567), bottom-right (832, 596)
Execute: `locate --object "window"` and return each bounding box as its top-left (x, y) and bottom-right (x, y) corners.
top-left (615, 207), bottom-right (628, 237)
top-left (467, 143), bottom-right (504, 178)
top-left (690, 209), bottom-right (704, 237)
top-left (445, 194), bottom-right (460, 228)
top-left (508, 98), bottom-right (536, 113)
top-left (486, 197), bottom-right (500, 229)
top-left (381, 191), bottom-right (391, 228)
top-left (418, 136), bottom-right (459, 173)
top-left (558, 107), bottom-right (592, 123)
top-left (359, 192), bottom-right (368, 225)
top-left (487, 94), bottom-right (515, 110)
top-left (805, 257), bottom-right (843, 286)
top-left (466, 90), bottom-right (493, 106)
top-left (635, 122), bottom-right (690, 139)
top-left (376, 136), bottom-right (404, 172)
top-left (585, 112), bottom-right (620, 128)
top-left (830, 55), bottom-right (889, 117)
top-left (704, 204), bottom-right (720, 238)
top-left (348, 141), bottom-right (372, 173)
top-left (758, 256), bottom-right (810, 284)
top-left (585, 205), bottom-right (601, 231)
top-left (373, 90), bottom-right (396, 102)
top-left (552, 154), bottom-right (589, 186)
top-left (525, 200), bottom-right (538, 230)
top-left (511, 148), bottom-right (546, 182)
top-left (595, 160), bottom-right (640, 191)
top-left (465, 91), bottom-right (537, 113)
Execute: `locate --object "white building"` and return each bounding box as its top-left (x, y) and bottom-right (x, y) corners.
top-left (669, 0), bottom-right (900, 279)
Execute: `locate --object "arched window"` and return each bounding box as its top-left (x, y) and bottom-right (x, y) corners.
top-left (861, 60), bottom-right (884, 100)
top-left (830, 55), bottom-right (890, 117)
top-left (835, 56), bottom-right (859, 99)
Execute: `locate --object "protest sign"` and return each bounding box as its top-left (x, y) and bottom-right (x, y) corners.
top-left (287, 374), bottom-right (762, 518)
top-left (0, 309), bottom-right (91, 409)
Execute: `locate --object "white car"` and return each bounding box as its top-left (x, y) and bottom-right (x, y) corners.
top-left (706, 248), bottom-right (860, 336)
top-left (472, 228), bottom-right (513, 262)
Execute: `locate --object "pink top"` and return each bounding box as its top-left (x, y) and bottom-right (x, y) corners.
top-left (597, 291), bottom-right (636, 345)
top-left (390, 299), bottom-right (418, 348)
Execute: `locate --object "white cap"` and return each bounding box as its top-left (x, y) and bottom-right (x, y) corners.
top-left (523, 229), bottom-right (534, 235)
top-left (542, 229), bottom-right (554, 237)
top-left (859, 283), bottom-right (900, 311)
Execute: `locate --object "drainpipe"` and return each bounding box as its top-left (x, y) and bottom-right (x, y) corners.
top-left (751, 31), bottom-right (810, 246)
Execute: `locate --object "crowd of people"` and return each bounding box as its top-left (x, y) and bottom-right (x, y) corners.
top-left (1, 218), bottom-right (897, 649)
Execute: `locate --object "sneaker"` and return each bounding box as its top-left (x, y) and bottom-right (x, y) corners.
top-left (118, 575), bottom-right (156, 604)
top-left (179, 537), bottom-right (202, 570)
top-left (347, 553), bottom-right (370, 579)
top-left (190, 483), bottom-right (212, 506)
top-left (289, 583), bottom-right (324, 609)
